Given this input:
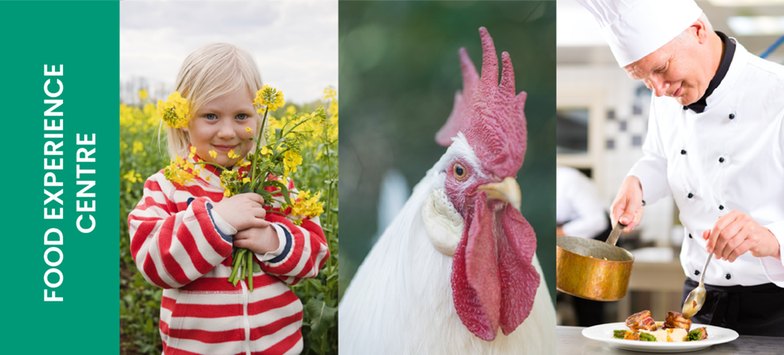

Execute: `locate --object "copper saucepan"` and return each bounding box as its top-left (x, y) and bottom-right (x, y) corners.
top-left (556, 222), bottom-right (634, 301)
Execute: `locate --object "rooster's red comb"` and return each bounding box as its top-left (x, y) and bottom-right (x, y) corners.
top-left (435, 27), bottom-right (527, 179)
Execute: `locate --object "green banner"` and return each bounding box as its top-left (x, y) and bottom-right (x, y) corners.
top-left (0, 1), bottom-right (118, 353)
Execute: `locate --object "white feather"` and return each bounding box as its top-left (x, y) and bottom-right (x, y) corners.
top-left (422, 188), bottom-right (463, 256)
top-left (339, 134), bottom-right (556, 354)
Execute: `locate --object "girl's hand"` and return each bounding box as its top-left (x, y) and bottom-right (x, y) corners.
top-left (234, 226), bottom-right (280, 255)
top-left (213, 193), bottom-right (269, 230)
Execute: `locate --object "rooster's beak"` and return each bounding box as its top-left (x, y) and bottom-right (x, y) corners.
top-left (477, 177), bottom-right (521, 210)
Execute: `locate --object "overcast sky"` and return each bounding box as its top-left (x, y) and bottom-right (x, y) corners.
top-left (120, 0), bottom-right (337, 104)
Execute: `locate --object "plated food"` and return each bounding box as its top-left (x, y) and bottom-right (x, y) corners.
top-left (613, 310), bottom-right (708, 342)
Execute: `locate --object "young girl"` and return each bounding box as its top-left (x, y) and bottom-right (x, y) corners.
top-left (128, 43), bottom-right (329, 355)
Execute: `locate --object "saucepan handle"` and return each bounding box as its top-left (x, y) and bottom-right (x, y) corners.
top-left (605, 222), bottom-right (626, 247)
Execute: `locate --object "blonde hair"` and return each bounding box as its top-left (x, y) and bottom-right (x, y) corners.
top-left (165, 43), bottom-right (264, 159)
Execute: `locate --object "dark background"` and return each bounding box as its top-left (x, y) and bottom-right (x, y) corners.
top-left (338, 1), bottom-right (557, 304)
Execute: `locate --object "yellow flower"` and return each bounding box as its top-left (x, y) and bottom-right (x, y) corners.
top-left (189, 146), bottom-right (197, 160)
top-left (290, 190), bottom-right (324, 219)
top-left (139, 89), bottom-right (148, 101)
top-left (245, 126), bottom-right (253, 134)
top-left (219, 170), bottom-right (240, 197)
top-left (156, 92), bottom-right (190, 128)
top-left (123, 169), bottom-right (142, 184)
top-left (323, 86), bottom-right (336, 102)
top-left (228, 149), bottom-right (240, 159)
top-left (242, 177), bottom-right (250, 183)
top-left (268, 116), bottom-right (283, 131)
top-left (260, 146), bottom-right (272, 156)
top-left (235, 157), bottom-right (247, 167)
top-left (123, 169), bottom-right (143, 192)
top-left (328, 114), bottom-right (338, 141)
top-left (286, 105), bottom-right (297, 116)
top-left (163, 155), bottom-right (196, 185)
top-left (254, 85), bottom-right (285, 113)
top-left (132, 141), bottom-right (144, 155)
top-left (209, 150), bottom-right (217, 160)
top-left (119, 104), bottom-right (132, 127)
top-left (283, 150), bottom-right (303, 177)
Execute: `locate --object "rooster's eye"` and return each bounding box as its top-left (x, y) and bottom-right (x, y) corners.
top-left (453, 163), bottom-right (467, 180)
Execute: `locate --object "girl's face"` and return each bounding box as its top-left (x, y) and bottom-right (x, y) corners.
top-left (184, 86), bottom-right (256, 167)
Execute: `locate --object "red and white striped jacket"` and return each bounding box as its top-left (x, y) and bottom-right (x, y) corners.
top-left (128, 157), bottom-right (329, 355)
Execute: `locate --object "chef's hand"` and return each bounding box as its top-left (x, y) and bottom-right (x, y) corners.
top-left (704, 210), bottom-right (781, 262)
top-left (610, 176), bottom-right (644, 233)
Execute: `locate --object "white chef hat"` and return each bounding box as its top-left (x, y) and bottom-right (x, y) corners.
top-left (575, 0), bottom-right (703, 67)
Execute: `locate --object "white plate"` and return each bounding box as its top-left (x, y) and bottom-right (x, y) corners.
top-left (581, 322), bottom-right (739, 353)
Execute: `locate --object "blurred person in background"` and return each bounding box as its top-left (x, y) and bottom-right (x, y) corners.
top-left (557, 165), bottom-right (612, 326)
top-left (577, 0), bottom-right (784, 335)
top-left (557, 166), bottom-right (609, 241)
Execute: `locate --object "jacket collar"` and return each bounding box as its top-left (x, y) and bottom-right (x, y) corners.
top-left (686, 31), bottom-right (736, 113)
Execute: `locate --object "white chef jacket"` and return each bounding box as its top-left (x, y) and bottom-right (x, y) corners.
top-left (628, 40), bottom-right (784, 287)
top-left (557, 166), bottom-right (608, 239)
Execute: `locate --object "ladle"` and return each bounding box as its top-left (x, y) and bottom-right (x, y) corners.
top-left (682, 252), bottom-right (713, 319)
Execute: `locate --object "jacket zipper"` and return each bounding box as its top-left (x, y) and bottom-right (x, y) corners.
top-left (241, 279), bottom-right (251, 355)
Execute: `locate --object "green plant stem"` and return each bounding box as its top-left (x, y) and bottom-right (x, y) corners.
top-left (194, 160), bottom-right (227, 171)
top-left (250, 109), bottom-right (270, 191)
top-left (322, 118), bottom-right (335, 307)
top-left (228, 251), bottom-right (239, 281)
top-left (281, 116), bottom-right (310, 138)
top-left (230, 249), bottom-right (246, 285)
top-left (232, 138), bottom-right (252, 167)
top-left (247, 249), bottom-right (254, 291)
top-left (267, 210), bottom-right (287, 217)
top-left (321, 331), bottom-right (327, 354)
top-left (324, 199), bottom-right (332, 307)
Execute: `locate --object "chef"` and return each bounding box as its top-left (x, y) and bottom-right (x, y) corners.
top-left (556, 166), bottom-right (609, 241)
top-left (576, 0), bottom-right (784, 336)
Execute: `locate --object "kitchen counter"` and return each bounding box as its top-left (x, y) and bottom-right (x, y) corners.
top-left (557, 326), bottom-right (784, 354)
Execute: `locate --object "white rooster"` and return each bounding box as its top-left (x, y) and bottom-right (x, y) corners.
top-left (339, 27), bottom-right (556, 354)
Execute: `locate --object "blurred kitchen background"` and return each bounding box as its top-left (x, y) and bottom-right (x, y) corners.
top-left (556, 0), bottom-right (784, 325)
top-left (339, 1), bottom-right (557, 304)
